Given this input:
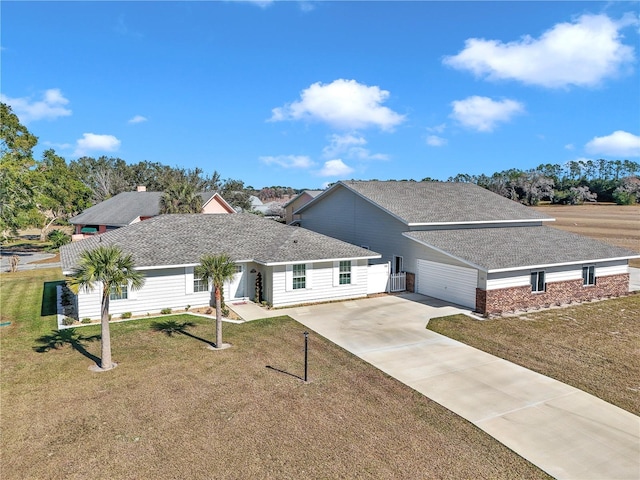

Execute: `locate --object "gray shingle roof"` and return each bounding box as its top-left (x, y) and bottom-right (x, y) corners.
top-left (61, 213), bottom-right (380, 272)
top-left (404, 226), bottom-right (639, 272)
top-left (306, 181), bottom-right (553, 225)
top-left (70, 192), bottom-right (164, 226)
top-left (283, 190), bottom-right (323, 208)
top-left (69, 191), bottom-right (225, 226)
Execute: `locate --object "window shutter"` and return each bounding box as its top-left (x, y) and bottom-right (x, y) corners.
top-left (285, 265), bottom-right (293, 292)
top-left (333, 261), bottom-right (340, 286)
top-left (185, 266), bottom-right (194, 294)
top-left (128, 280), bottom-right (138, 300)
top-left (306, 263), bottom-right (313, 289)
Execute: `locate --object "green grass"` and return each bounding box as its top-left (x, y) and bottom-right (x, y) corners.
top-left (0, 268), bottom-right (64, 337)
top-left (428, 294), bottom-right (640, 416)
top-left (0, 268), bottom-right (550, 479)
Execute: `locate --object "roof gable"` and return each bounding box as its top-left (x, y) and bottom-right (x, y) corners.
top-left (298, 181), bottom-right (553, 226)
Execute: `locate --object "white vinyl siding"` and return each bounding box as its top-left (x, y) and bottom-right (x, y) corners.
top-left (333, 260), bottom-right (356, 286)
top-left (416, 260), bottom-right (477, 308)
top-left (274, 260), bottom-right (368, 307)
top-left (77, 268), bottom-right (212, 320)
top-left (285, 263), bottom-right (313, 292)
top-left (486, 261), bottom-right (629, 291)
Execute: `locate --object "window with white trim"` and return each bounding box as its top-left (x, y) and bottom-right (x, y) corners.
top-left (292, 264), bottom-right (306, 289)
top-left (110, 283), bottom-right (128, 300)
top-left (194, 277), bottom-right (208, 292)
top-left (339, 261), bottom-right (352, 285)
top-left (530, 271), bottom-right (545, 293)
top-left (582, 266), bottom-right (595, 286)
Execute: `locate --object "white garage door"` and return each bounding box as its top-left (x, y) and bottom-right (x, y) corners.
top-left (416, 260), bottom-right (477, 308)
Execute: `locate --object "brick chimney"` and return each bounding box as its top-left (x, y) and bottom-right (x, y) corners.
top-left (136, 186), bottom-right (147, 192)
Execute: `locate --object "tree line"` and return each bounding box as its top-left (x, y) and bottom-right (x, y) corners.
top-left (0, 103), bottom-right (303, 241)
top-left (3, 101), bottom-right (638, 242)
top-left (433, 159), bottom-right (640, 206)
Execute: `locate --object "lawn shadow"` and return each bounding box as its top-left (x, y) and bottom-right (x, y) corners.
top-left (41, 280), bottom-right (64, 316)
top-left (265, 365), bottom-right (303, 381)
top-left (34, 328), bottom-right (101, 364)
top-left (151, 320), bottom-right (216, 348)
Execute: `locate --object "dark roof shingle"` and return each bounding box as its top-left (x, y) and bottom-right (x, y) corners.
top-left (61, 213), bottom-right (380, 272)
top-left (404, 226), bottom-right (639, 271)
top-left (318, 181), bottom-right (554, 225)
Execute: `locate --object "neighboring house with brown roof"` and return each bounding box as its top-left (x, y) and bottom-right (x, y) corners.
top-left (61, 213), bottom-right (381, 320)
top-left (284, 190), bottom-right (323, 224)
top-left (295, 180), bottom-right (639, 315)
top-left (69, 187), bottom-right (234, 239)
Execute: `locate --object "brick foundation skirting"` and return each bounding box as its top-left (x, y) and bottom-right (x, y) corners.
top-left (476, 273), bottom-right (630, 315)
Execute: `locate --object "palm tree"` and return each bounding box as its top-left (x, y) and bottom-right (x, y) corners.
top-left (68, 245), bottom-right (145, 371)
top-left (195, 253), bottom-right (236, 349)
top-left (160, 183), bottom-right (203, 214)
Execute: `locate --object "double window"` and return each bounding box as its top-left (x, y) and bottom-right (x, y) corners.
top-left (109, 283), bottom-right (128, 300)
top-left (530, 271), bottom-right (545, 293)
top-left (339, 261), bottom-right (352, 285)
top-left (582, 266), bottom-right (596, 286)
top-left (292, 264), bottom-right (306, 290)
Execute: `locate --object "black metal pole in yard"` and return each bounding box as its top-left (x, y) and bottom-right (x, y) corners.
top-left (303, 331), bottom-right (309, 382)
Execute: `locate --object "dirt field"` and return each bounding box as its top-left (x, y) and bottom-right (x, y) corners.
top-left (532, 203), bottom-right (640, 266)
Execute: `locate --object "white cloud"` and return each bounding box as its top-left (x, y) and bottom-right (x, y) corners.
top-left (73, 133), bottom-right (121, 157)
top-left (427, 123), bottom-right (447, 134)
top-left (443, 14), bottom-right (637, 88)
top-left (585, 130), bottom-right (640, 157)
top-left (322, 133), bottom-right (389, 161)
top-left (0, 88), bottom-right (71, 123)
top-left (128, 115), bottom-right (148, 124)
top-left (564, 143), bottom-right (575, 151)
top-left (259, 155), bottom-right (315, 169)
top-left (270, 79), bottom-right (405, 131)
top-left (450, 96), bottom-right (524, 132)
top-left (317, 159), bottom-right (354, 177)
top-left (426, 135), bottom-right (447, 147)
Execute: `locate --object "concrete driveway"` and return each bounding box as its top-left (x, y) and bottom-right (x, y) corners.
top-left (237, 294), bottom-right (640, 480)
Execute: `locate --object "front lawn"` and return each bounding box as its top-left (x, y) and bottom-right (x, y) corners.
top-left (428, 294), bottom-right (640, 416)
top-left (0, 268), bottom-right (549, 479)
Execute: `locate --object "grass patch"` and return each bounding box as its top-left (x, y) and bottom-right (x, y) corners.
top-left (0, 269), bottom-right (550, 479)
top-left (428, 295), bottom-right (640, 416)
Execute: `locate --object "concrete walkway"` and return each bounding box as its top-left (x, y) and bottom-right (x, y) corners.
top-left (231, 294), bottom-right (640, 480)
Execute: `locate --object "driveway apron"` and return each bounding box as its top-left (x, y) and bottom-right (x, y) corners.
top-left (273, 293), bottom-right (640, 480)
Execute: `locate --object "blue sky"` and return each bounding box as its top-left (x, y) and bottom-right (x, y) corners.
top-left (3, 1), bottom-right (639, 189)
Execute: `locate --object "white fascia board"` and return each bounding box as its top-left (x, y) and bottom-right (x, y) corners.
top-left (135, 258), bottom-right (255, 271)
top-left (402, 233), bottom-right (487, 272)
top-left (407, 218), bottom-right (554, 227)
top-left (488, 256), bottom-right (640, 273)
top-left (262, 254), bottom-right (382, 267)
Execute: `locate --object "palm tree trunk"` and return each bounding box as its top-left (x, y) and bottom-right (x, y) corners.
top-left (215, 286), bottom-right (223, 348)
top-left (101, 291), bottom-right (113, 369)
